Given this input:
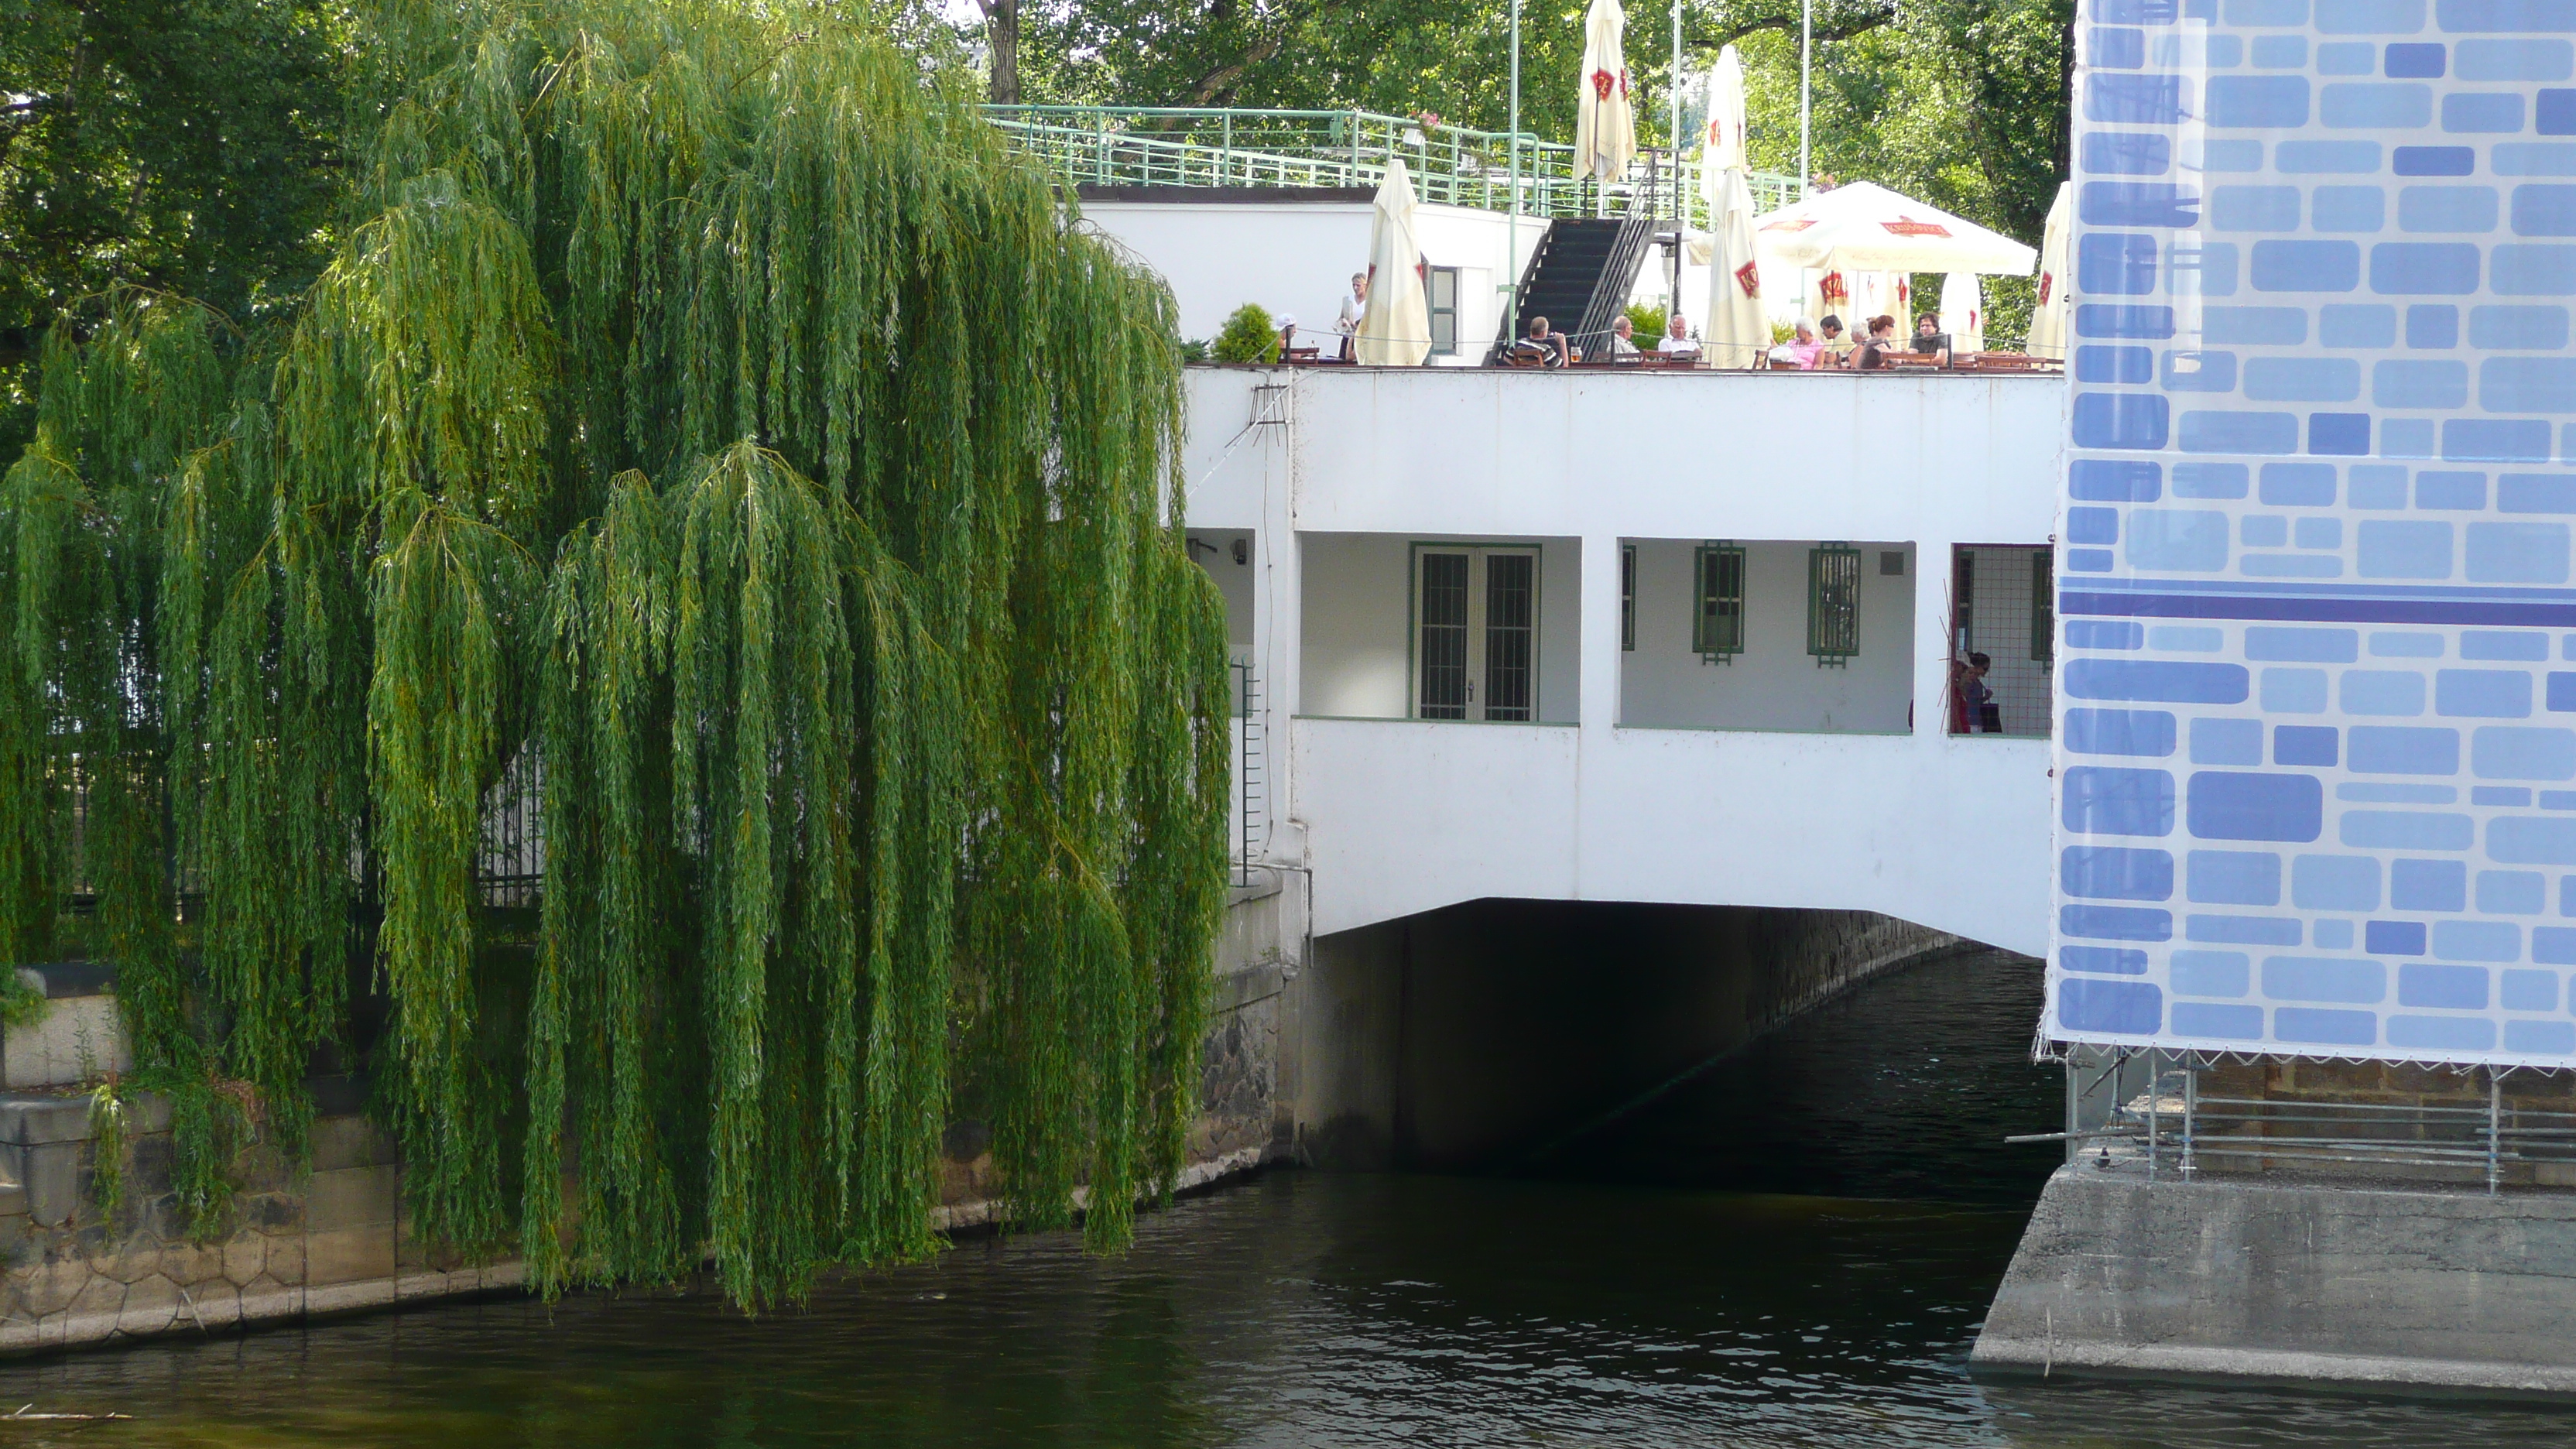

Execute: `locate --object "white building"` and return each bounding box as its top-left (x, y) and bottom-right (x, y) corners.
top-left (1181, 363), bottom-right (2062, 956)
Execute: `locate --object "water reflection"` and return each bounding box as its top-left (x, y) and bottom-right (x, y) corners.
top-left (0, 951), bottom-right (2570, 1446)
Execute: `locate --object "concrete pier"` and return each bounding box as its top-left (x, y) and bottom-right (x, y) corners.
top-left (1975, 1160), bottom-right (2576, 1393)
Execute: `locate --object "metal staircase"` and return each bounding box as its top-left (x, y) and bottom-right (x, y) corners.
top-left (1485, 217), bottom-right (1660, 365)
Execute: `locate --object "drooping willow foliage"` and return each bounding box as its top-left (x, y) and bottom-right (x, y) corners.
top-left (0, 1), bottom-right (1231, 1305)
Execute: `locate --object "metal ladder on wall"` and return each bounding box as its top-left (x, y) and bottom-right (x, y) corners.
top-left (1233, 660), bottom-right (1266, 887)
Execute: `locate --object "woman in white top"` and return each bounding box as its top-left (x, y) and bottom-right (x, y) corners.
top-left (1334, 273), bottom-right (1366, 361)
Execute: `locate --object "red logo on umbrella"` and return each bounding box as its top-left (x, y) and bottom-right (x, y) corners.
top-left (1735, 260), bottom-right (1761, 298)
top-left (1820, 271), bottom-right (1848, 303)
top-left (1879, 218), bottom-right (1951, 238)
top-left (2038, 271), bottom-right (2054, 304)
top-left (1592, 68), bottom-right (1616, 100)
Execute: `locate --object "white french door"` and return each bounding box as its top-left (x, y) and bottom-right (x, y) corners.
top-left (1413, 546), bottom-right (1539, 722)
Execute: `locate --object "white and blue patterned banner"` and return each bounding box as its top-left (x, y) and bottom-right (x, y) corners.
top-left (2051, 0), bottom-right (2576, 1064)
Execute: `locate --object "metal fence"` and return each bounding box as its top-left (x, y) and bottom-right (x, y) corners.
top-left (2036, 1046), bottom-right (2576, 1194)
top-left (985, 105), bottom-right (1806, 224)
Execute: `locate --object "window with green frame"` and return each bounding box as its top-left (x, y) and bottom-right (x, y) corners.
top-left (2031, 549), bottom-right (2054, 663)
top-left (1693, 542), bottom-right (1745, 663)
top-left (1807, 543), bottom-right (1860, 666)
top-left (1621, 544), bottom-right (1636, 652)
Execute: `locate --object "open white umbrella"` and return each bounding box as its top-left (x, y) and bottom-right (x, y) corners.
top-left (1696, 44), bottom-right (1748, 212)
top-left (1704, 167), bottom-right (1767, 368)
top-left (2026, 181), bottom-right (2072, 360)
top-left (1752, 181), bottom-right (2036, 275)
top-left (1576, 0), bottom-right (1636, 183)
top-left (1941, 271), bottom-right (1985, 354)
top-left (1358, 156), bottom-right (1431, 366)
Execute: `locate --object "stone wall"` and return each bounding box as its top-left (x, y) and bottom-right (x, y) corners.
top-left (0, 873), bottom-right (1303, 1355)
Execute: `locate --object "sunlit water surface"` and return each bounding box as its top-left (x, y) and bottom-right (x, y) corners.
top-left (3, 951), bottom-right (2573, 1447)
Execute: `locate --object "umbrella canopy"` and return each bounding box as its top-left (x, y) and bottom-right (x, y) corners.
top-left (1753, 181), bottom-right (2036, 275)
top-left (1704, 166), bottom-right (1768, 368)
top-left (2026, 181), bottom-right (2072, 360)
top-left (1576, 0), bottom-right (1636, 183)
top-left (1697, 44), bottom-right (1748, 211)
top-left (1358, 156), bottom-right (1431, 366)
top-left (1941, 271), bottom-right (1985, 354)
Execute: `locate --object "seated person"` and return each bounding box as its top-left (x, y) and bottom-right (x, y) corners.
top-left (1852, 314), bottom-right (1901, 370)
top-left (1276, 313), bottom-right (1300, 356)
top-left (1766, 319), bottom-right (1824, 370)
top-left (1909, 313), bottom-right (1951, 363)
top-left (1657, 316), bottom-right (1701, 358)
top-left (1606, 315), bottom-right (1643, 360)
top-left (1509, 315), bottom-right (1574, 367)
top-left (1815, 315), bottom-right (1851, 368)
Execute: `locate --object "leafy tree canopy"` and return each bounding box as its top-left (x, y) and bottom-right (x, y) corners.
top-left (995, 0), bottom-right (2069, 245)
top-left (0, 0), bottom-right (368, 454)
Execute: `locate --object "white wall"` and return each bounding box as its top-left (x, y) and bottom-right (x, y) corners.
top-left (1300, 533), bottom-right (1581, 724)
top-left (1299, 533), bottom-right (1410, 718)
top-left (1294, 718), bottom-right (2052, 954)
top-left (1621, 540), bottom-right (1916, 733)
top-left (1079, 198), bottom-right (1546, 364)
top-left (1184, 529), bottom-right (1257, 654)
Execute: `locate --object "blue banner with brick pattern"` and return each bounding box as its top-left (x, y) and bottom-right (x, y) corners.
top-left (2051, 0), bottom-right (2576, 1064)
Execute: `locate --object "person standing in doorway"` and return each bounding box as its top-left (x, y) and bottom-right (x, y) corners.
top-left (1961, 652), bottom-right (2000, 733)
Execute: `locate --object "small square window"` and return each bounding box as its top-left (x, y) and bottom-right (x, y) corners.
top-left (1879, 550), bottom-right (1906, 577)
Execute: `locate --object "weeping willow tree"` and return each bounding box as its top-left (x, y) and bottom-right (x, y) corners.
top-left (0, 0), bottom-right (1231, 1307)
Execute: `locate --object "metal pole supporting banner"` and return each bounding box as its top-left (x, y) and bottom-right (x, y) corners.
top-left (1799, 0), bottom-right (1813, 187)
top-left (1509, 0), bottom-right (1525, 339)
top-left (1670, 0), bottom-right (1684, 221)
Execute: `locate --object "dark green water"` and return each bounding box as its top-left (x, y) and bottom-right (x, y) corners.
top-left (3, 951), bottom-right (2574, 1447)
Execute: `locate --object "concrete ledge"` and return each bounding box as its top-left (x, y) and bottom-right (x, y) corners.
top-left (930, 1144), bottom-right (1276, 1233)
top-left (1974, 1159), bottom-right (2576, 1392)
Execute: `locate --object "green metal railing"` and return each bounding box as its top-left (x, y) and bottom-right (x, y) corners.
top-left (984, 105), bottom-right (1804, 224)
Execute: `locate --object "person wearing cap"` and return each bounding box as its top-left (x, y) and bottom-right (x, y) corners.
top-left (1276, 313), bottom-right (1300, 355)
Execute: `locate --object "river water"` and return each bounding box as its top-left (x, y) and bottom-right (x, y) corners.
top-left (5, 950), bottom-right (2575, 1446)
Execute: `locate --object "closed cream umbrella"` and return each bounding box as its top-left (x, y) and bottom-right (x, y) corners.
top-left (2026, 180), bottom-right (2072, 360)
top-left (1697, 43), bottom-right (1748, 214)
top-left (1576, 0), bottom-right (1636, 183)
top-left (1941, 271), bottom-right (1985, 354)
top-left (1358, 155), bottom-right (1432, 366)
top-left (1704, 166), bottom-right (1767, 368)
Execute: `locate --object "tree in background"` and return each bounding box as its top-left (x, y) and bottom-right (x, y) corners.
top-left (985, 0), bottom-right (2070, 279)
top-left (0, 0), bottom-right (364, 459)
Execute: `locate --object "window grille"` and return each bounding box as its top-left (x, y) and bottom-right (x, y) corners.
top-left (1949, 544), bottom-right (2053, 737)
top-left (1693, 542), bottom-right (1745, 664)
top-left (1807, 543), bottom-right (1860, 666)
top-left (1417, 552), bottom-right (1469, 719)
top-left (1621, 544), bottom-right (1636, 652)
top-left (1482, 552), bottom-right (1535, 721)
top-left (1428, 267), bottom-right (1460, 355)
top-left (2031, 550), bottom-right (2055, 663)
